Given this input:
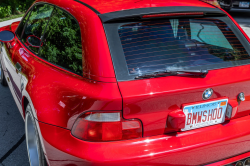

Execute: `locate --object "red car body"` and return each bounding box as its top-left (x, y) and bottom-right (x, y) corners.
top-left (1, 0), bottom-right (250, 165)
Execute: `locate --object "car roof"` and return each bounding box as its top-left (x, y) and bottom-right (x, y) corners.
top-left (76, 0), bottom-right (216, 14)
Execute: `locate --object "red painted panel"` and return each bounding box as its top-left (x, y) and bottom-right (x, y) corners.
top-left (11, 36), bottom-right (122, 129)
top-left (5, 0), bottom-right (122, 129)
top-left (39, 115), bottom-right (250, 166)
top-left (10, 21), bottom-right (20, 32)
top-left (2, 0), bottom-right (250, 165)
top-left (71, 0), bottom-right (215, 14)
top-left (119, 64), bottom-right (250, 137)
top-left (21, 41), bottom-right (122, 128)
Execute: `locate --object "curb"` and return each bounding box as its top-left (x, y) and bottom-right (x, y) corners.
top-left (0, 18), bottom-right (22, 28)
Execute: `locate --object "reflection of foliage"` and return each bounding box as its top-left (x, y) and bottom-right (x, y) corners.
top-left (208, 45), bottom-right (249, 61)
top-left (16, 10), bottom-right (30, 38)
top-left (27, 4), bottom-right (53, 38)
top-left (22, 4), bottom-right (53, 54)
top-left (17, 4), bottom-right (83, 75)
top-left (40, 8), bottom-right (83, 75)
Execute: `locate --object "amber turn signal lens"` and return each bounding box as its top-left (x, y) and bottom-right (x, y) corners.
top-left (220, 101), bottom-right (227, 106)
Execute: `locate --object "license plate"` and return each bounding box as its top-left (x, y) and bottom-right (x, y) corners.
top-left (181, 99), bottom-right (228, 131)
top-left (239, 2), bottom-right (250, 8)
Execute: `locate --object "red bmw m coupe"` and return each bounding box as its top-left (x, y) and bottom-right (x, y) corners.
top-left (1, 0), bottom-right (250, 165)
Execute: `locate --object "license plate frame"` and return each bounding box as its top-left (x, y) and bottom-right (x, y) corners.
top-left (239, 2), bottom-right (250, 8)
top-left (181, 98), bottom-right (228, 131)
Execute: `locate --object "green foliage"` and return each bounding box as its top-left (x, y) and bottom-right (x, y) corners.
top-left (39, 8), bottom-right (83, 75)
top-left (0, 0), bottom-right (34, 18)
top-left (21, 4), bottom-right (54, 54)
top-left (17, 0), bottom-right (34, 12)
top-left (0, 6), bottom-right (11, 18)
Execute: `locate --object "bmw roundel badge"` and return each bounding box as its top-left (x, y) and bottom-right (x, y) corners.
top-left (202, 88), bottom-right (213, 100)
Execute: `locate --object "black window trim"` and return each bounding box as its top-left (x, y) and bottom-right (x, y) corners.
top-left (19, 7), bottom-right (33, 40)
top-left (15, 2), bottom-right (84, 77)
top-left (103, 15), bottom-right (250, 82)
top-left (15, 5), bottom-right (33, 36)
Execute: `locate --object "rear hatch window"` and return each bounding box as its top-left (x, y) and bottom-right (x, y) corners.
top-left (104, 16), bottom-right (250, 81)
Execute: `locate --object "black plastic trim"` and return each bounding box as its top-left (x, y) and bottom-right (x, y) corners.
top-left (74, 0), bottom-right (100, 14)
top-left (99, 6), bottom-right (226, 23)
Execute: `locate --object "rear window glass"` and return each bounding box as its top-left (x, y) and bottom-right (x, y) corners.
top-left (117, 18), bottom-right (249, 75)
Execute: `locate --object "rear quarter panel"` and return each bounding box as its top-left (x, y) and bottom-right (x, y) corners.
top-left (14, 0), bottom-right (122, 129)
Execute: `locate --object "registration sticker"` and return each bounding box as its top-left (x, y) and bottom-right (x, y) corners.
top-left (181, 99), bottom-right (228, 131)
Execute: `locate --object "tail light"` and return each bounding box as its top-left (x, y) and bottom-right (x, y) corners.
top-left (71, 111), bottom-right (142, 142)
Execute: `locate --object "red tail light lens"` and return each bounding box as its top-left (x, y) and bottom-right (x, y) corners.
top-left (71, 112), bottom-right (142, 142)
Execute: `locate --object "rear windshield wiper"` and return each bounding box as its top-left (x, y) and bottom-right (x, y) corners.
top-left (135, 69), bottom-right (208, 79)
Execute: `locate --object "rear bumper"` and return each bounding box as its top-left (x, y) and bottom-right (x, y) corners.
top-left (38, 115), bottom-right (250, 166)
top-left (207, 151), bottom-right (250, 166)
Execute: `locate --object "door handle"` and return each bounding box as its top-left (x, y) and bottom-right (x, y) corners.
top-left (15, 62), bottom-right (22, 73)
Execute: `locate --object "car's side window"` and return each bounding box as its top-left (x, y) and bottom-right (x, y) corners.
top-left (21, 4), bottom-right (54, 54)
top-left (39, 8), bottom-right (83, 76)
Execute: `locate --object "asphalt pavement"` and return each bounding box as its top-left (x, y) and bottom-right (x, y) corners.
top-left (0, 8), bottom-right (249, 166)
top-left (0, 17), bottom-right (31, 166)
